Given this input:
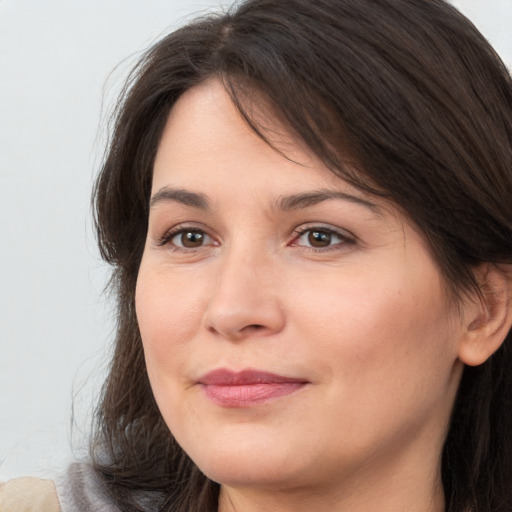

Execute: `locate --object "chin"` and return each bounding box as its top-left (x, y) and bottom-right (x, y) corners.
top-left (180, 430), bottom-right (308, 488)
top-left (199, 457), bottom-right (301, 489)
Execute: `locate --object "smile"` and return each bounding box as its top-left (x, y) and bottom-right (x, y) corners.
top-left (197, 369), bottom-right (309, 407)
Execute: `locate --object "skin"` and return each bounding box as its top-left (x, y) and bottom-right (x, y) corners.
top-left (136, 78), bottom-right (482, 512)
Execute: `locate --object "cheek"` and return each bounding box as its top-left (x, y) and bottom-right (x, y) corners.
top-left (292, 257), bottom-right (458, 401)
top-left (135, 263), bottom-right (206, 383)
top-left (287, 269), bottom-right (459, 462)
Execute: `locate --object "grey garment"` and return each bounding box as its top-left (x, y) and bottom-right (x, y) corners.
top-left (55, 463), bottom-right (121, 512)
top-left (55, 462), bottom-right (164, 512)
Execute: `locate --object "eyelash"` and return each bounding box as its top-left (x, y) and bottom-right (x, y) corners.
top-left (156, 224), bottom-right (355, 252)
top-left (289, 225), bottom-right (355, 252)
top-left (156, 224), bottom-right (216, 251)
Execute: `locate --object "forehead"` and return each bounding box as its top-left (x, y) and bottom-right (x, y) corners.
top-left (153, 78), bottom-right (358, 196)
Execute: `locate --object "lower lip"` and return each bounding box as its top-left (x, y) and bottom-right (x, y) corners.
top-left (202, 382), bottom-right (306, 407)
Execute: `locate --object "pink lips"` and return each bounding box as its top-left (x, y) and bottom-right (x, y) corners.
top-left (198, 369), bottom-right (308, 407)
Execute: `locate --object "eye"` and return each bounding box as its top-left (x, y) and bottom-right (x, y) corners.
top-left (174, 230), bottom-right (210, 248)
top-left (291, 227), bottom-right (353, 250)
top-left (159, 227), bottom-right (216, 250)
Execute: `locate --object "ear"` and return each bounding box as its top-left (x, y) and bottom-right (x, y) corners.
top-left (458, 263), bottom-right (512, 367)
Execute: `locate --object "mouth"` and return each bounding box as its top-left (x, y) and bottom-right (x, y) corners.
top-left (197, 368), bottom-right (309, 407)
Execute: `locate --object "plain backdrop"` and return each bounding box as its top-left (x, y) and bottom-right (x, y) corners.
top-left (1, 0), bottom-right (511, 481)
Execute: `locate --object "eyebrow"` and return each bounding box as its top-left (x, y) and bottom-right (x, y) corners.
top-left (275, 189), bottom-right (381, 213)
top-left (150, 187), bottom-right (210, 209)
top-left (149, 186), bottom-right (381, 213)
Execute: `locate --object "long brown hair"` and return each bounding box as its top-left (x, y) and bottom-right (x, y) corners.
top-left (92, 1), bottom-right (512, 510)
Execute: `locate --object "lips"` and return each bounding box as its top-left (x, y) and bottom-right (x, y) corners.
top-left (197, 369), bottom-right (308, 407)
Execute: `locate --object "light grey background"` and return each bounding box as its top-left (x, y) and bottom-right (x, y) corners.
top-left (1, 0), bottom-right (511, 481)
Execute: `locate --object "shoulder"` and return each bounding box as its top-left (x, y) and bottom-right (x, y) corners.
top-left (0, 477), bottom-right (60, 512)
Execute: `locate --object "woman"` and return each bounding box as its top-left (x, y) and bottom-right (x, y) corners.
top-left (2, 0), bottom-right (511, 510)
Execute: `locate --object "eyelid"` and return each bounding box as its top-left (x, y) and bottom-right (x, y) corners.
top-left (156, 223), bottom-right (218, 249)
top-left (289, 224), bottom-right (356, 249)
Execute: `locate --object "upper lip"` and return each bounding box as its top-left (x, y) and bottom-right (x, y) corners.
top-left (198, 368), bottom-right (308, 386)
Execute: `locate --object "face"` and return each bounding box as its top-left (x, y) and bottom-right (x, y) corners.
top-left (136, 79), bottom-right (466, 497)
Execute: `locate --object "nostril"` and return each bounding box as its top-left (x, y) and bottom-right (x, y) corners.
top-left (244, 324), bottom-right (265, 333)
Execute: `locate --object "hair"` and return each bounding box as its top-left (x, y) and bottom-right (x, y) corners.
top-left (91, 0), bottom-right (512, 511)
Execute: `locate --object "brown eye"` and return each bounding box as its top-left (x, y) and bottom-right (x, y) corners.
top-left (292, 227), bottom-right (350, 250)
top-left (171, 230), bottom-right (212, 248)
top-left (308, 230), bottom-right (332, 248)
top-left (176, 231), bottom-right (204, 249)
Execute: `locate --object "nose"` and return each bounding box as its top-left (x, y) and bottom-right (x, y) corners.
top-left (204, 248), bottom-right (285, 341)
